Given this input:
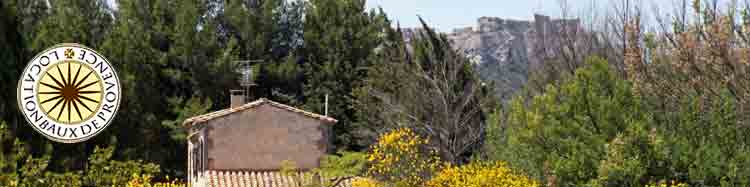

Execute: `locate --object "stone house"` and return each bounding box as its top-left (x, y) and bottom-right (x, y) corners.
top-left (183, 96), bottom-right (344, 187)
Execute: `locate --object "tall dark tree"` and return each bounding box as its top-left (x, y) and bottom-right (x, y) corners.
top-left (355, 19), bottom-right (495, 164)
top-left (4, 0), bottom-right (116, 172)
top-left (302, 0), bottom-right (388, 150)
top-left (98, 0), bottom-right (240, 176)
top-left (0, 0), bottom-right (29, 132)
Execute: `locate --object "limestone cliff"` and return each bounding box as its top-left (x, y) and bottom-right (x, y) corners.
top-left (448, 15), bottom-right (582, 101)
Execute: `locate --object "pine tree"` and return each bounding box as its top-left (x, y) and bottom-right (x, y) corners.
top-left (0, 0), bottom-right (29, 133)
top-left (302, 0), bottom-right (388, 150)
top-left (356, 19), bottom-right (495, 164)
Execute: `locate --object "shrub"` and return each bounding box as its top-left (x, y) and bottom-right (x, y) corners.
top-left (351, 177), bottom-right (383, 187)
top-left (488, 56), bottom-right (750, 186)
top-left (366, 128), bottom-right (442, 187)
top-left (320, 151), bottom-right (368, 177)
top-left (0, 120), bottom-right (164, 187)
top-left (426, 161), bottom-right (539, 187)
top-left (644, 180), bottom-right (690, 187)
top-left (83, 146), bottom-right (160, 186)
top-left (126, 174), bottom-right (186, 187)
top-left (491, 57), bottom-right (646, 186)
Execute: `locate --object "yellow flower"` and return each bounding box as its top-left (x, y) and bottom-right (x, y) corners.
top-left (352, 177), bottom-right (382, 187)
top-left (126, 174), bottom-right (186, 187)
top-left (426, 161), bottom-right (539, 187)
top-left (365, 128), bottom-right (442, 186)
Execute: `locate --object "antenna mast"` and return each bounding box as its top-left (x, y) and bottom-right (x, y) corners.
top-left (236, 60), bottom-right (264, 103)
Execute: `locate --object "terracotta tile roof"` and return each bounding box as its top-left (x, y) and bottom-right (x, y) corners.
top-left (192, 170), bottom-right (356, 187)
top-left (183, 98), bottom-right (337, 127)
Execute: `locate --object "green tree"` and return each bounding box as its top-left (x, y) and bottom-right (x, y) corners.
top-left (216, 0), bottom-right (307, 105)
top-left (490, 56), bottom-right (750, 187)
top-left (0, 119), bottom-right (160, 187)
top-left (83, 146), bottom-right (159, 186)
top-left (29, 0), bottom-right (113, 51)
top-left (302, 0), bottom-right (388, 150)
top-left (0, 0), bottom-right (30, 132)
top-left (97, 0), bottom-right (174, 175)
top-left (12, 0), bottom-right (117, 173)
top-left (491, 57), bottom-right (648, 186)
top-left (356, 19), bottom-right (495, 164)
top-left (591, 91), bottom-right (750, 187)
top-left (99, 0), bottom-right (238, 177)
top-left (652, 92), bottom-right (750, 186)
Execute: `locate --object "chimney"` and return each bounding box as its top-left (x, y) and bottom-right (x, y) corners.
top-left (230, 90), bottom-right (245, 108)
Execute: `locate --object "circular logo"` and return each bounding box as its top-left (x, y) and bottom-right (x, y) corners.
top-left (17, 43), bottom-right (121, 143)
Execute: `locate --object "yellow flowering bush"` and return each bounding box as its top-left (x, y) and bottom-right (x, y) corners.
top-left (351, 177), bottom-right (383, 187)
top-left (426, 161), bottom-right (539, 187)
top-left (366, 128), bottom-right (442, 187)
top-left (644, 180), bottom-right (689, 187)
top-left (126, 174), bottom-right (186, 187)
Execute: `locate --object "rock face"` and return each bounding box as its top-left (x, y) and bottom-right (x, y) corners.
top-left (447, 15), bottom-right (582, 101)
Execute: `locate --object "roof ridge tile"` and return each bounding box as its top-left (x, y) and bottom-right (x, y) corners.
top-left (183, 98), bottom-right (337, 127)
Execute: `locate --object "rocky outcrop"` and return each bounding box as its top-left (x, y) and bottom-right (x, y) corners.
top-left (447, 14), bottom-right (582, 101)
top-left (397, 15), bottom-right (582, 101)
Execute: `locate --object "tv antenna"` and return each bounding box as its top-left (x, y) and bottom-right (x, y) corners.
top-left (235, 60), bottom-right (264, 103)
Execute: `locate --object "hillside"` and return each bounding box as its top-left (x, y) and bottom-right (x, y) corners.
top-left (414, 15), bottom-right (583, 101)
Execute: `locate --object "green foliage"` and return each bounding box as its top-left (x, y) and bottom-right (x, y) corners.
top-left (3, 1), bottom-right (750, 187)
top-left (162, 97), bottom-right (213, 142)
top-left (278, 151), bottom-right (367, 187)
top-left (653, 93), bottom-right (750, 186)
top-left (83, 146), bottom-right (160, 186)
top-left (29, 0), bottom-right (112, 50)
top-left (355, 19), bottom-right (495, 163)
top-left (590, 91), bottom-right (750, 187)
top-left (320, 151), bottom-right (368, 177)
top-left (0, 0), bottom-right (27, 128)
top-left (591, 121), bottom-right (654, 186)
top-left (489, 55), bottom-right (750, 187)
top-left (303, 0), bottom-right (389, 149)
top-left (2, 0), bottom-right (366, 179)
top-left (0, 121), bottom-right (24, 186)
top-left (0, 119), bottom-right (160, 187)
top-left (256, 53), bottom-right (305, 106)
top-left (0, 120), bottom-right (77, 187)
top-left (483, 109), bottom-right (505, 161)
top-left (280, 158), bottom-right (360, 187)
top-left (96, 0), bottom-right (220, 176)
top-left (491, 56), bottom-right (649, 186)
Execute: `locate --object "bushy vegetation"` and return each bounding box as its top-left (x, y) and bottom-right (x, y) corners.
top-left (365, 128), bottom-right (442, 186)
top-left (489, 57), bottom-right (650, 186)
top-left (487, 57), bottom-right (750, 187)
top-left (351, 1), bottom-right (750, 186)
top-left (352, 128), bottom-right (539, 187)
top-left (354, 20), bottom-right (494, 163)
top-left (3, 0), bottom-right (750, 186)
top-left (426, 161), bottom-right (539, 187)
top-left (126, 174), bottom-right (186, 187)
top-left (1, 0), bottom-right (385, 181)
top-left (0, 121), bottom-right (168, 186)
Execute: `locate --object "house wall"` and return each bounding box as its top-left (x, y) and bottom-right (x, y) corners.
top-left (202, 104), bottom-right (332, 170)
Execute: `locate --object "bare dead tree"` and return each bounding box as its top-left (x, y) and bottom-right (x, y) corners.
top-left (356, 21), bottom-right (493, 164)
top-left (624, 0), bottom-right (750, 127)
top-left (524, 0), bottom-right (627, 97)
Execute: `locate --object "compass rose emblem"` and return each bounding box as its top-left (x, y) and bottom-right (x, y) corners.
top-left (17, 43), bottom-right (121, 143)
